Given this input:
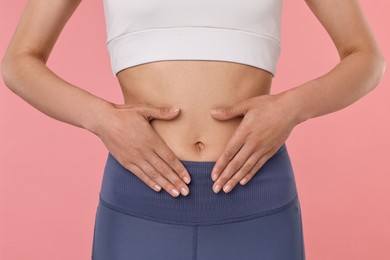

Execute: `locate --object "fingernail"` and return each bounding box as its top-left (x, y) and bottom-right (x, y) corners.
top-left (181, 187), bottom-right (189, 196)
top-left (154, 184), bottom-right (161, 191)
top-left (169, 107), bottom-right (179, 113)
top-left (240, 178), bottom-right (247, 185)
top-left (212, 173), bottom-right (218, 181)
top-left (223, 184), bottom-right (232, 193)
top-left (213, 184), bottom-right (221, 193)
top-left (210, 109), bottom-right (222, 115)
top-left (172, 188), bottom-right (180, 196)
top-left (183, 176), bottom-right (191, 184)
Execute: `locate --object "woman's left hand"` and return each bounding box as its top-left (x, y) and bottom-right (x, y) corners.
top-left (209, 92), bottom-right (299, 193)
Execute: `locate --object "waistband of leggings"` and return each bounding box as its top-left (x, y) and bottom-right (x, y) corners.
top-left (99, 143), bottom-right (298, 226)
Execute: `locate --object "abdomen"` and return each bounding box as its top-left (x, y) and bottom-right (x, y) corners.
top-left (115, 60), bottom-right (273, 161)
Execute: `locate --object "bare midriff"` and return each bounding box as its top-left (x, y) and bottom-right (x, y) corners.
top-left (116, 60), bottom-right (273, 162)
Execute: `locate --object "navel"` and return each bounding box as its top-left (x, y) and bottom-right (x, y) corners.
top-left (194, 141), bottom-right (205, 153)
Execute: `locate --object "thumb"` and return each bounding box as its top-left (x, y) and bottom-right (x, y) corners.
top-left (141, 105), bottom-right (180, 121)
top-left (210, 102), bottom-right (248, 120)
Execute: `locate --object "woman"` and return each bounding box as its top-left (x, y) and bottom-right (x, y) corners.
top-left (1, 0), bottom-right (385, 259)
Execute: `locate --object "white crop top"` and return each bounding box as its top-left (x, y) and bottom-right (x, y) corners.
top-left (102, 0), bottom-right (283, 77)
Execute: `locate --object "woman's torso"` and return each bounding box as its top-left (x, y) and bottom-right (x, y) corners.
top-left (116, 60), bottom-right (273, 161)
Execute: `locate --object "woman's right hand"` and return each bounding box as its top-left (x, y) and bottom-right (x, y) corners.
top-left (96, 102), bottom-right (191, 197)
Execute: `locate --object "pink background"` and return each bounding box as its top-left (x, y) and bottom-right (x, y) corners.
top-left (1, 1), bottom-right (389, 259)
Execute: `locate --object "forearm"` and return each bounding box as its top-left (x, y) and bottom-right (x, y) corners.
top-left (1, 54), bottom-right (113, 136)
top-left (279, 49), bottom-right (386, 125)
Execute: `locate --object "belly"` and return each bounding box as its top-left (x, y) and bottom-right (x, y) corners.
top-left (116, 60), bottom-right (273, 161)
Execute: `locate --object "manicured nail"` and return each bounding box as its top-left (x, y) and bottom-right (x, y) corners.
top-left (223, 184), bottom-right (232, 193)
top-left (181, 187), bottom-right (189, 196)
top-left (240, 178), bottom-right (247, 185)
top-left (213, 184), bottom-right (221, 193)
top-left (169, 107), bottom-right (179, 113)
top-left (172, 188), bottom-right (180, 196)
top-left (183, 176), bottom-right (191, 184)
top-left (154, 184), bottom-right (162, 191)
top-left (210, 109), bottom-right (222, 115)
top-left (212, 173), bottom-right (218, 181)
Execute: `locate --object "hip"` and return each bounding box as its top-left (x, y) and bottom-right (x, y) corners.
top-left (98, 142), bottom-right (298, 226)
top-left (92, 192), bottom-right (305, 260)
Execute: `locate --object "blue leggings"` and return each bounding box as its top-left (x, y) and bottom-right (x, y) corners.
top-left (91, 143), bottom-right (306, 259)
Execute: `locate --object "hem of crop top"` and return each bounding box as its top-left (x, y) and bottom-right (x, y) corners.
top-left (106, 26), bottom-right (281, 77)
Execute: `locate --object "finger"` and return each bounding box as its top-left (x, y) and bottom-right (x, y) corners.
top-left (125, 161), bottom-right (162, 192)
top-left (138, 159), bottom-right (182, 197)
top-left (139, 105), bottom-right (180, 121)
top-left (212, 142), bottom-right (256, 193)
top-left (239, 150), bottom-right (273, 185)
top-left (146, 150), bottom-right (190, 196)
top-left (210, 126), bottom-right (248, 182)
top-left (221, 149), bottom-right (263, 193)
top-left (210, 101), bottom-right (249, 120)
top-left (152, 138), bottom-right (192, 185)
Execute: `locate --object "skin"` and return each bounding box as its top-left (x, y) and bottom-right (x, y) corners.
top-left (1, 0), bottom-right (386, 198)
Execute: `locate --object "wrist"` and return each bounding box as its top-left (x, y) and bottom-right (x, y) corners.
top-left (83, 98), bottom-right (116, 137)
top-left (274, 89), bottom-right (310, 126)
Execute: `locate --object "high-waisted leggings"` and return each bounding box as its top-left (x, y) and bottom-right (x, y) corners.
top-left (91, 143), bottom-right (306, 259)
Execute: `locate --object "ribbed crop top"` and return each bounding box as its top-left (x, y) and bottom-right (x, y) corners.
top-left (102, 0), bottom-right (284, 77)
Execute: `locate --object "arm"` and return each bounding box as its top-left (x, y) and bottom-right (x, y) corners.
top-left (279, 0), bottom-right (386, 125)
top-left (1, 0), bottom-right (192, 196)
top-left (1, 0), bottom-right (112, 136)
top-left (207, 0), bottom-right (386, 193)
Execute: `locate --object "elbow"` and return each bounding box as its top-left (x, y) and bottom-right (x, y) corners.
top-left (2, 53), bottom-right (32, 94)
top-left (370, 50), bottom-right (386, 90)
top-left (344, 46), bottom-right (386, 92)
top-left (2, 52), bottom-right (46, 93)
top-left (1, 54), bottom-right (18, 91)
top-left (1, 57), bottom-right (11, 88)
top-left (378, 53), bottom-right (386, 84)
